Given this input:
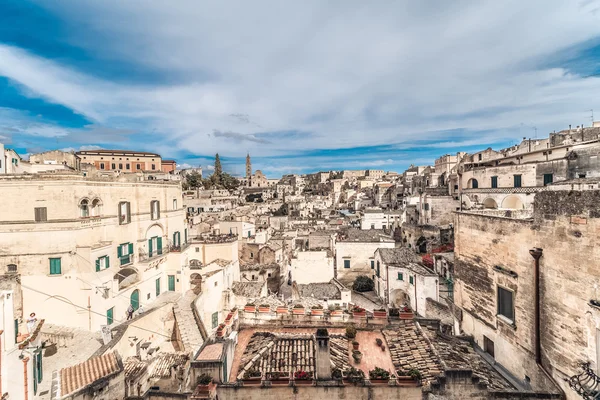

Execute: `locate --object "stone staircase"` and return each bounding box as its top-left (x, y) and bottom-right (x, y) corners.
top-left (174, 290), bottom-right (206, 354)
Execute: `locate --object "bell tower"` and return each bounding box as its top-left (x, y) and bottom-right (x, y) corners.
top-left (245, 153), bottom-right (252, 186)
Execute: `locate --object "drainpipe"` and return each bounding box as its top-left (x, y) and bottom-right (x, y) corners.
top-left (529, 248), bottom-right (566, 399)
top-left (22, 356), bottom-right (29, 400)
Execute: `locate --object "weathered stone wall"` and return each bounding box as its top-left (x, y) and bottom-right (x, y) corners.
top-left (454, 190), bottom-right (600, 399)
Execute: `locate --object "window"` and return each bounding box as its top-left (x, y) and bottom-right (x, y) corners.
top-left (497, 286), bottom-right (514, 322)
top-left (370, 260), bottom-right (374, 269)
top-left (424, 203), bottom-right (429, 211)
top-left (7, 264), bottom-right (17, 273)
top-left (409, 275), bottom-right (414, 285)
top-left (91, 199), bottom-right (102, 217)
top-left (371, 224), bottom-right (375, 229)
top-left (34, 207), bottom-right (47, 222)
top-left (148, 236), bottom-right (163, 257)
top-left (156, 278), bottom-right (161, 296)
top-left (80, 199), bottom-right (89, 217)
top-left (111, 163), bottom-right (116, 169)
top-left (95, 255), bottom-right (110, 271)
top-left (168, 275), bottom-right (175, 291)
top-left (151, 164), bottom-right (156, 170)
top-left (118, 243), bottom-right (134, 265)
top-left (483, 336), bottom-right (495, 358)
top-left (454, 184), bottom-right (458, 190)
top-left (173, 199), bottom-right (177, 210)
top-left (107, 308), bottom-right (114, 325)
top-left (195, 247), bottom-right (200, 252)
top-left (250, 252), bottom-right (254, 259)
top-left (579, 173), bottom-right (586, 179)
top-left (543, 174), bottom-right (553, 186)
top-left (100, 163), bottom-right (105, 170)
top-left (118, 163), bottom-right (122, 169)
top-left (376, 261), bottom-right (380, 277)
top-left (478, 154), bottom-right (482, 161)
top-left (49, 258), bottom-right (61, 275)
top-left (151, 200), bottom-right (160, 220)
top-left (491, 176), bottom-right (498, 188)
top-left (212, 312), bottom-right (218, 329)
top-left (397, 272), bottom-right (403, 280)
top-left (136, 163), bottom-right (141, 170)
top-left (344, 259), bottom-right (351, 269)
top-left (119, 202), bottom-right (131, 224)
top-left (513, 175), bottom-right (522, 188)
top-left (126, 164), bottom-right (130, 170)
top-left (471, 179), bottom-right (479, 189)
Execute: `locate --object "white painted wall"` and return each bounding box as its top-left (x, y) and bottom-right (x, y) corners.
top-left (291, 251), bottom-right (334, 284)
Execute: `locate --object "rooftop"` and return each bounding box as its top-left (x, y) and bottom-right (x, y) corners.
top-left (296, 281), bottom-right (341, 299)
top-left (56, 351), bottom-right (123, 398)
top-left (196, 343), bottom-right (225, 361)
top-left (149, 353), bottom-right (189, 378)
top-left (232, 281), bottom-right (266, 297)
top-left (337, 228), bottom-right (394, 243)
top-left (377, 247), bottom-right (421, 266)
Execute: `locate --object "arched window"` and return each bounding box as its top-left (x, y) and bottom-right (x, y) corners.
top-left (80, 199), bottom-right (89, 217)
top-left (91, 198), bottom-right (103, 216)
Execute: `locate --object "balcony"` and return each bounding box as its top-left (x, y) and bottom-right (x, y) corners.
top-left (190, 234), bottom-right (237, 244)
top-left (568, 362), bottom-right (600, 399)
top-left (138, 247), bottom-right (170, 262)
top-left (170, 241), bottom-right (190, 253)
top-left (461, 186), bottom-right (548, 194)
top-left (119, 254), bottom-right (134, 267)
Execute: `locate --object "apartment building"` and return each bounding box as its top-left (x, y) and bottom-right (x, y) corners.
top-left (0, 171), bottom-right (187, 331)
top-left (76, 149), bottom-right (172, 173)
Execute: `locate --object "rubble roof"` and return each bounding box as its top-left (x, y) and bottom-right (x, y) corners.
top-left (296, 281), bottom-right (341, 299)
top-left (337, 228), bottom-right (394, 242)
top-left (377, 247), bottom-right (421, 266)
top-left (124, 357), bottom-right (147, 380)
top-left (232, 281), bottom-right (266, 297)
top-left (149, 353), bottom-right (189, 378)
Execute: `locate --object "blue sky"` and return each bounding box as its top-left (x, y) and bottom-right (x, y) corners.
top-left (1, 1), bottom-right (600, 177)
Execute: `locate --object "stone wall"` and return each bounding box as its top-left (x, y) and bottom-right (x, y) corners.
top-left (453, 190), bottom-right (600, 398)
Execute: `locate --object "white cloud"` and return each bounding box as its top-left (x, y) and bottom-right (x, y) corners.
top-left (1, 1), bottom-right (600, 160)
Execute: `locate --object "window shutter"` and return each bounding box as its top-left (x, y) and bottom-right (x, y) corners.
top-left (126, 202), bottom-right (131, 222)
top-left (148, 239), bottom-right (153, 256)
top-left (157, 237), bottom-right (163, 254)
top-left (128, 243), bottom-right (133, 255)
top-left (106, 256), bottom-right (110, 269)
top-left (96, 259), bottom-right (100, 272)
top-left (117, 246), bottom-right (122, 258)
top-left (157, 202), bottom-right (160, 218)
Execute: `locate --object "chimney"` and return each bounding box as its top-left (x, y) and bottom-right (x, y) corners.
top-left (569, 124), bottom-right (572, 130)
top-left (315, 328), bottom-right (331, 380)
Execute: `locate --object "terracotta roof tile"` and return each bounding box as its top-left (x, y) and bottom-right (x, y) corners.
top-left (196, 343), bottom-right (224, 361)
top-left (59, 351), bottom-right (122, 397)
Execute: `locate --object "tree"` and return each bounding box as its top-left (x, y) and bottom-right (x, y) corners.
top-left (214, 153), bottom-right (223, 183)
top-left (184, 171), bottom-right (202, 190)
top-left (221, 172), bottom-right (240, 190)
top-left (352, 276), bottom-right (374, 292)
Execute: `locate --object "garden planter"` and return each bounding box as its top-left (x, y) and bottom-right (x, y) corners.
top-left (268, 373), bottom-right (290, 385)
top-left (330, 310), bottom-right (343, 317)
top-left (352, 311), bottom-right (366, 318)
top-left (293, 307), bottom-right (305, 315)
top-left (311, 309), bottom-right (324, 316)
top-left (352, 342), bottom-right (360, 350)
top-left (230, 307), bottom-right (238, 318)
top-left (369, 379), bottom-right (389, 385)
top-left (244, 305), bottom-right (257, 313)
top-left (276, 306), bottom-right (288, 314)
top-left (242, 377), bottom-right (262, 386)
top-left (373, 311), bottom-right (387, 319)
top-left (399, 312), bottom-right (414, 319)
top-left (224, 315), bottom-right (233, 326)
top-left (294, 380), bottom-right (314, 386)
top-left (258, 306), bottom-right (271, 313)
top-left (352, 351), bottom-right (362, 363)
top-left (396, 374), bottom-right (419, 386)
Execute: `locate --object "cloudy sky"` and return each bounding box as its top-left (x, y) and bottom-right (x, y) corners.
top-left (1, 1), bottom-right (600, 176)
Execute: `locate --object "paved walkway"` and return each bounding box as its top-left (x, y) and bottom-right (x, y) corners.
top-left (173, 290), bottom-right (205, 354)
top-left (351, 330), bottom-right (396, 376)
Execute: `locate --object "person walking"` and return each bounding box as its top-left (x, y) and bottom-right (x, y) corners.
top-left (126, 304), bottom-right (134, 320)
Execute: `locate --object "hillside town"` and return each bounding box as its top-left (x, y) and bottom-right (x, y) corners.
top-left (1, 122), bottom-right (600, 400)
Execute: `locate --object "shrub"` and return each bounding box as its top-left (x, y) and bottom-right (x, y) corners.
top-left (346, 325), bottom-right (357, 339)
top-left (375, 338), bottom-right (383, 347)
top-left (369, 367), bottom-right (390, 380)
top-left (259, 304), bottom-right (270, 308)
top-left (197, 373), bottom-right (212, 385)
top-left (352, 276), bottom-right (374, 292)
top-left (294, 370), bottom-right (313, 380)
top-left (316, 328), bottom-right (329, 337)
top-left (345, 367), bottom-right (365, 384)
top-left (396, 369), bottom-right (407, 376)
top-left (352, 306), bottom-right (365, 313)
top-left (388, 308), bottom-right (399, 317)
top-left (408, 368), bottom-right (422, 380)
top-left (311, 304), bottom-right (323, 309)
top-left (332, 368), bottom-right (343, 380)
top-left (243, 368), bottom-right (262, 379)
top-left (293, 304), bottom-right (304, 309)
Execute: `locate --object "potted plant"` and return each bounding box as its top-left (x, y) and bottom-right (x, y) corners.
top-left (329, 304), bottom-right (343, 317)
top-left (293, 304), bottom-right (305, 315)
top-left (311, 304), bottom-right (324, 316)
top-left (352, 306), bottom-right (366, 318)
top-left (408, 368), bottom-right (422, 382)
top-left (332, 368), bottom-right (343, 381)
top-left (230, 307), bottom-right (238, 319)
top-left (224, 313), bottom-right (233, 326)
top-left (369, 367), bottom-right (390, 385)
top-left (293, 370), bottom-right (313, 385)
top-left (267, 371), bottom-right (290, 385)
top-left (373, 308), bottom-right (387, 319)
top-left (244, 303), bottom-right (257, 313)
top-left (193, 373), bottom-right (215, 398)
top-left (276, 305), bottom-right (289, 314)
top-left (346, 325), bottom-right (357, 339)
top-left (258, 304), bottom-right (271, 313)
top-left (375, 338), bottom-right (383, 347)
top-left (216, 323), bottom-right (226, 337)
top-left (352, 340), bottom-right (360, 350)
top-left (242, 368), bottom-right (263, 386)
top-left (388, 308), bottom-right (399, 318)
top-left (343, 367), bottom-right (365, 385)
top-left (352, 350), bottom-right (362, 364)
top-left (399, 305), bottom-right (414, 319)
top-left (396, 369), bottom-right (419, 386)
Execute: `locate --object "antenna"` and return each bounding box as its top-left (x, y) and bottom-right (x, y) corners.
top-left (590, 109), bottom-right (594, 124)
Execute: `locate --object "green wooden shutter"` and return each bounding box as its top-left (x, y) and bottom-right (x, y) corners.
top-left (95, 258), bottom-right (100, 272)
top-left (37, 351), bottom-right (43, 383)
top-left (156, 278), bottom-right (160, 296)
top-left (168, 275), bottom-right (175, 291)
top-left (117, 246), bottom-right (122, 258)
top-left (184, 229), bottom-right (188, 243)
top-left (107, 308), bottom-right (114, 325)
top-left (106, 256), bottom-right (110, 269)
top-left (157, 237), bottom-right (163, 255)
top-left (128, 242), bottom-right (133, 255)
top-left (148, 239), bottom-right (153, 256)
top-left (173, 232), bottom-right (176, 247)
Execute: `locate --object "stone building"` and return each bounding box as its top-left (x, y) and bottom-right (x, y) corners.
top-left (334, 229), bottom-right (395, 285)
top-left (0, 171), bottom-right (188, 331)
top-left (452, 189), bottom-right (600, 399)
top-left (76, 149), bottom-right (174, 173)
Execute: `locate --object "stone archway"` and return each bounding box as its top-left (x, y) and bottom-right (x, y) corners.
top-left (416, 236), bottom-right (427, 254)
top-left (502, 195), bottom-right (524, 210)
top-left (482, 197), bottom-right (498, 209)
top-left (390, 289), bottom-right (411, 309)
top-left (190, 273), bottom-right (202, 294)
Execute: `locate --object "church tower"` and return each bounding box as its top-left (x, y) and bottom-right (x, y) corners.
top-left (245, 153), bottom-right (252, 186)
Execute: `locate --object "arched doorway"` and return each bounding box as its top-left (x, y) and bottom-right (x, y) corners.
top-left (482, 198), bottom-right (498, 209)
top-left (190, 273), bottom-right (202, 295)
top-left (467, 178), bottom-right (479, 189)
top-left (390, 289), bottom-right (411, 309)
top-left (416, 236), bottom-right (427, 254)
top-left (130, 289), bottom-right (140, 311)
top-left (502, 195), bottom-right (524, 210)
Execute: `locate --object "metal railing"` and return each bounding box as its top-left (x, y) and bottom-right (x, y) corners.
top-left (138, 247), bottom-right (170, 262)
top-left (568, 362), bottom-right (600, 399)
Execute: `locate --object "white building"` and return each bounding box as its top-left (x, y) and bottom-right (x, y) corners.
top-left (218, 221), bottom-right (256, 239)
top-left (0, 172), bottom-right (187, 331)
top-left (335, 229), bottom-right (395, 285)
top-left (290, 250), bottom-right (334, 284)
top-left (374, 248), bottom-right (438, 316)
